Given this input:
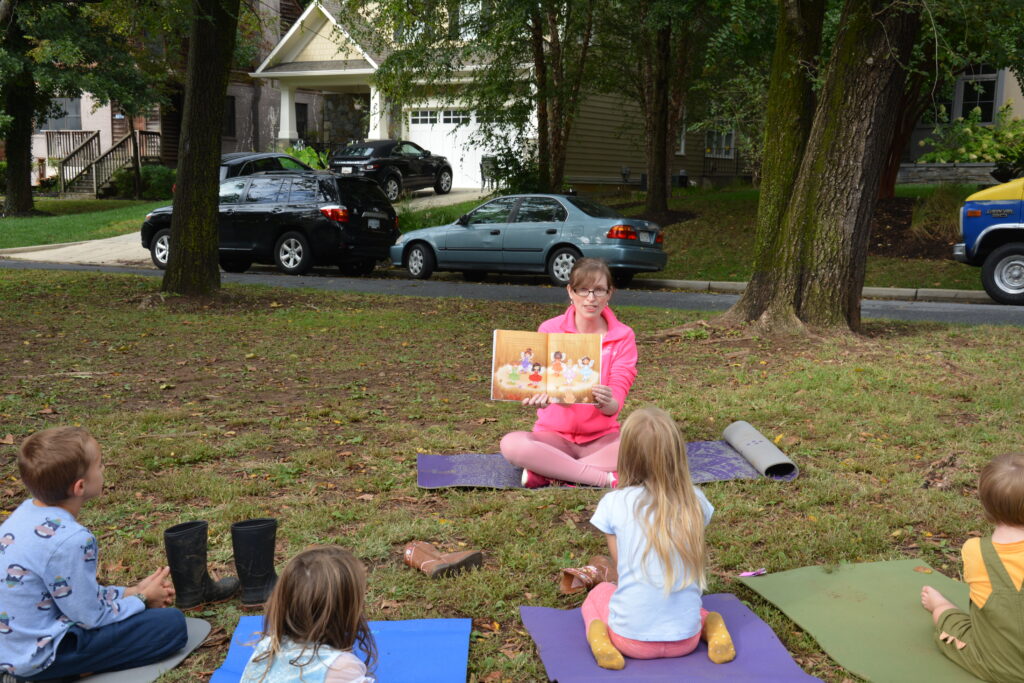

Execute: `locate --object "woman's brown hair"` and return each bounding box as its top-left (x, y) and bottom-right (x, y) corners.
top-left (568, 258), bottom-right (612, 291)
top-left (252, 546), bottom-right (376, 678)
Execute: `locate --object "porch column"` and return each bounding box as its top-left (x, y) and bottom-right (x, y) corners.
top-left (368, 87), bottom-right (391, 139)
top-left (278, 83), bottom-right (298, 147)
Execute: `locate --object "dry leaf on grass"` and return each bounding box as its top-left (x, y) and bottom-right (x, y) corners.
top-left (1, 434), bottom-right (14, 445)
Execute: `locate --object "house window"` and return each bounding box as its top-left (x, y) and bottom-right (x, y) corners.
top-left (705, 130), bottom-right (734, 159)
top-left (957, 65), bottom-right (999, 123)
top-left (222, 96), bottom-right (236, 138)
top-left (409, 110), bottom-right (438, 125)
top-left (442, 110), bottom-right (471, 124)
top-left (296, 102), bottom-right (309, 139)
top-left (38, 98), bottom-right (82, 131)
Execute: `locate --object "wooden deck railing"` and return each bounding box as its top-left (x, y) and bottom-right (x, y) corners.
top-left (56, 131), bottom-right (162, 196)
top-left (57, 132), bottom-right (101, 195)
top-left (45, 130), bottom-right (98, 161)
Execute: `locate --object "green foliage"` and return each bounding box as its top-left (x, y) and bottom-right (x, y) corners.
top-left (485, 142), bottom-right (541, 194)
top-left (917, 105), bottom-right (1024, 165)
top-left (0, 200), bottom-right (164, 249)
top-left (0, 161), bottom-right (6, 189)
top-left (284, 145), bottom-right (329, 170)
top-left (110, 166), bottom-right (176, 200)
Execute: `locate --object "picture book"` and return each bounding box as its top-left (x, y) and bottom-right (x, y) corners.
top-left (491, 330), bottom-right (602, 403)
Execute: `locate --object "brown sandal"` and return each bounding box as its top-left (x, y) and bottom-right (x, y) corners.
top-left (558, 555), bottom-right (617, 594)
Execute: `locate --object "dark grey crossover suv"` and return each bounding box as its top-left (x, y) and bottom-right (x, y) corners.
top-left (330, 140), bottom-right (454, 201)
top-left (142, 171), bottom-right (399, 276)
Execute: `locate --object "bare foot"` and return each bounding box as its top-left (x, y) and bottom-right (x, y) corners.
top-left (921, 586), bottom-right (957, 624)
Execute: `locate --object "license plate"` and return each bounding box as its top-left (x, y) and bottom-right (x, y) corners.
top-left (639, 232), bottom-right (653, 244)
top-left (340, 167), bottom-right (353, 174)
top-left (368, 218), bottom-right (380, 229)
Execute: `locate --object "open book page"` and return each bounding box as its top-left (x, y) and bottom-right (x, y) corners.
top-left (491, 330), bottom-right (602, 403)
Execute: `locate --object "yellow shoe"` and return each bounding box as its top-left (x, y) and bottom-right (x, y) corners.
top-left (703, 611), bottom-right (736, 664)
top-left (586, 620), bottom-right (625, 670)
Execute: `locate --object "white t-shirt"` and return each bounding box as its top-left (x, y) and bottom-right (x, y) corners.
top-left (591, 485), bottom-right (713, 641)
top-left (241, 636), bottom-right (374, 683)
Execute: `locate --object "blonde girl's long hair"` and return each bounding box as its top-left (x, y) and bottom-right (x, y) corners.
top-left (617, 406), bottom-right (707, 593)
top-left (253, 546), bottom-right (377, 680)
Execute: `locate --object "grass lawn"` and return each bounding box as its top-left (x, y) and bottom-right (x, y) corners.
top-left (628, 186), bottom-right (983, 290)
top-left (0, 199), bottom-right (165, 249)
top-left (0, 270), bottom-right (1019, 681)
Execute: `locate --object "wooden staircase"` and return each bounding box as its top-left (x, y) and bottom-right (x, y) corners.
top-left (50, 130), bottom-right (162, 198)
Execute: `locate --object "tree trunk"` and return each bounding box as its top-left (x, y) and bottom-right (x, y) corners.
top-left (726, 0), bottom-right (920, 332)
top-left (162, 0), bottom-right (240, 296)
top-left (2, 14), bottom-right (36, 216)
top-left (529, 9), bottom-right (552, 192)
top-left (877, 72), bottom-right (935, 199)
top-left (720, 0), bottom-right (825, 331)
top-left (644, 25), bottom-right (671, 214)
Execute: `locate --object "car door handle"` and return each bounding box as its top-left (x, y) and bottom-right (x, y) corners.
top-left (224, 209), bottom-right (235, 215)
top-left (271, 208), bottom-right (283, 214)
top-left (490, 230), bottom-right (500, 235)
top-left (546, 229), bottom-right (557, 234)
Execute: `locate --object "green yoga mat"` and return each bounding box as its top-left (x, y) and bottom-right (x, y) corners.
top-left (740, 559), bottom-right (981, 683)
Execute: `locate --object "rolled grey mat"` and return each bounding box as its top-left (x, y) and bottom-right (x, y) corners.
top-left (722, 420), bottom-right (798, 479)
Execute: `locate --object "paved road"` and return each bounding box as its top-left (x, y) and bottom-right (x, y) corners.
top-left (4, 258), bottom-right (1024, 327)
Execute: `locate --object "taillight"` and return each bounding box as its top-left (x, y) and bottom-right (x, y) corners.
top-left (607, 224), bottom-right (638, 240)
top-left (320, 207), bottom-right (350, 222)
top-left (655, 232), bottom-right (664, 244)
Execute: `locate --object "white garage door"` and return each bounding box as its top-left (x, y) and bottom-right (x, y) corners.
top-left (406, 109), bottom-right (483, 189)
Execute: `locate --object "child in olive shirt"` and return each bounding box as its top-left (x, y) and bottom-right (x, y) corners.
top-left (0, 427), bottom-right (186, 680)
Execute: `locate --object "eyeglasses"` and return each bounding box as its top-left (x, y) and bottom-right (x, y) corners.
top-left (573, 287), bottom-right (609, 299)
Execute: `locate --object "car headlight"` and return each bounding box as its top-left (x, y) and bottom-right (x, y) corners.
top-left (395, 234), bottom-right (408, 246)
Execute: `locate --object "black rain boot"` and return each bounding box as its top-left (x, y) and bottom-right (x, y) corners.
top-left (164, 520), bottom-right (239, 610)
top-left (231, 518), bottom-right (278, 609)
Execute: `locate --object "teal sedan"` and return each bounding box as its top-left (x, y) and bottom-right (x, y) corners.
top-left (390, 193), bottom-right (667, 287)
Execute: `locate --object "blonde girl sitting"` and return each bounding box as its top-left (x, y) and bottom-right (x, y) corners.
top-left (242, 546), bottom-right (377, 683)
top-left (581, 406), bottom-right (735, 669)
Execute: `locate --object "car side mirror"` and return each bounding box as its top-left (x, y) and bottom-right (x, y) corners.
top-left (422, 150), bottom-right (432, 157)
top-left (457, 214), bottom-right (470, 226)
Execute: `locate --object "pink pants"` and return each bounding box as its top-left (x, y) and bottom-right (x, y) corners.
top-left (581, 582), bottom-right (707, 659)
top-left (499, 431), bottom-right (619, 486)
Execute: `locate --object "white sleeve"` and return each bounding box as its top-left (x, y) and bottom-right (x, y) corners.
top-left (324, 651), bottom-right (374, 683)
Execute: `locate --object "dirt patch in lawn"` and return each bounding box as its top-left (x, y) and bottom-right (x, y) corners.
top-left (869, 197), bottom-right (953, 260)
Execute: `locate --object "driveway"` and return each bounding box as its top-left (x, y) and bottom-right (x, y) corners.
top-left (0, 187), bottom-right (486, 268)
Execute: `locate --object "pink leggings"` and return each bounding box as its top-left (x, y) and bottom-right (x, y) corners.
top-left (581, 582), bottom-right (707, 659)
top-left (499, 431), bottom-right (619, 486)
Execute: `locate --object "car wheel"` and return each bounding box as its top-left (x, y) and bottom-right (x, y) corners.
top-left (981, 242), bottom-right (1024, 305)
top-left (339, 259), bottom-right (376, 277)
top-left (462, 270), bottom-right (487, 282)
top-left (219, 258), bottom-right (252, 273)
top-left (611, 270), bottom-right (634, 288)
top-left (150, 229), bottom-right (170, 270)
top-left (406, 243), bottom-right (436, 279)
top-left (546, 247), bottom-right (581, 286)
top-left (383, 175), bottom-right (402, 202)
top-left (434, 169), bottom-right (453, 195)
top-left (274, 231), bottom-right (313, 275)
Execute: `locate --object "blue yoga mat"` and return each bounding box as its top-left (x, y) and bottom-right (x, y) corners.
top-left (210, 615), bottom-right (472, 683)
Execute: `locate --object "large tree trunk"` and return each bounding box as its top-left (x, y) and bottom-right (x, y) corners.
top-left (2, 16), bottom-right (36, 216)
top-left (529, 9), bottom-right (552, 192)
top-left (720, 0), bottom-right (825, 331)
top-left (162, 0), bottom-right (241, 296)
top-left (877, 72), bottom-right (935, 199)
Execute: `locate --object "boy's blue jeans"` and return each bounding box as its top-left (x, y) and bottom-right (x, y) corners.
top-left (24, 608), bottom-right (187, 681)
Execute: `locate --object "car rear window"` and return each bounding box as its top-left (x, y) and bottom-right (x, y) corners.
top-left (288, 177), bottom-right (323, 203)
top-left (565, 196), bottom-right (622, 218)
top-left (325, 179), bottom-right (391, 206)
top-left (335, 145), bottom-right (377, 158)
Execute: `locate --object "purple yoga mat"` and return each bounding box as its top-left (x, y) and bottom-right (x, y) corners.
top-left (417, 441), bottom-right (797, 489)
top-left (520, 593), bottom-right (820, 682)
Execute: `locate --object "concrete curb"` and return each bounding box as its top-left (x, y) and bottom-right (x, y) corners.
top-left (635, 278), bottom-right (995, 304)
top-left (0, 240), bottom-right (93, 255)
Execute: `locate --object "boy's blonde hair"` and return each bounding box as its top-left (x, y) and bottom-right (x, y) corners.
top-left (18, 427), bottom-right (97, 505)
top-left (617, 406), bottom-right (707, 593)
top-left (979, 453), bottom-right (1024, 526)
top-left (253, 546), bottom-right (376, 679)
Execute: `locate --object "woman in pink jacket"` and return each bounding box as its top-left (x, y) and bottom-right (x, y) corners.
top-left (500, 258), bottom-right (638, 487)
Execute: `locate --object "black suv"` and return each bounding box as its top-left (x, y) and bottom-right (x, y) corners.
top-left (141, 171), bottom-right (399, 276)
top-left (330, 139), bottom-right (454, 202)
top-left (219, 152), bottom-right (311, 181)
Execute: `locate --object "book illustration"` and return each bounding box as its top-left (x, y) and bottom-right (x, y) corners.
top-left (491, 330), bottom-right (602, 403)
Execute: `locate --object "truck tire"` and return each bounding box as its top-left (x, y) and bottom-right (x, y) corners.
top-left (981, 242), bottom-right (1024, 305)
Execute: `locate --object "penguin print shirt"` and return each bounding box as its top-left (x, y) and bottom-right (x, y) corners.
top-left (0, 499), bottom-right (142, 677)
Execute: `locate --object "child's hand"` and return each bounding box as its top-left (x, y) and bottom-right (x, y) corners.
top-left (133, 566), bottom-right (176, 608)
top-left (523, 393), bottom-right (551, 408)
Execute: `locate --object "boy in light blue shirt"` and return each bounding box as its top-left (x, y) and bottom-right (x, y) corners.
top-left (0, 427), bottom-right (186, 680)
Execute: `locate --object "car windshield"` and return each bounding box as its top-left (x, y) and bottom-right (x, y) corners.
top-left (565, 196), bottom-right (622, 218)
top-left (335, 145), bottom-right (379, 158)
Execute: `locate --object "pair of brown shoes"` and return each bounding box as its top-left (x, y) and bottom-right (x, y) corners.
top-left (403, 541), bottom-right (483, 578)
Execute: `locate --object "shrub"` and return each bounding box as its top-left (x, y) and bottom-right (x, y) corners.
top-left (918, 104), bottom-right (1024, 181)
top-left (0, 161), bottom-right (6, 189)
top-left (909, 184), bottom-right (979, 243)
top-left (111, 165), bottom-right (175, 200)
top-left (284, 144), bottom-right (329, 169)
top-left (485, 141), bottom-right (541, 194)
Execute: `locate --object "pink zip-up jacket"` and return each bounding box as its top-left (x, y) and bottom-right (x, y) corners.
top-left (532, 305), bottom-right (638, 443)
